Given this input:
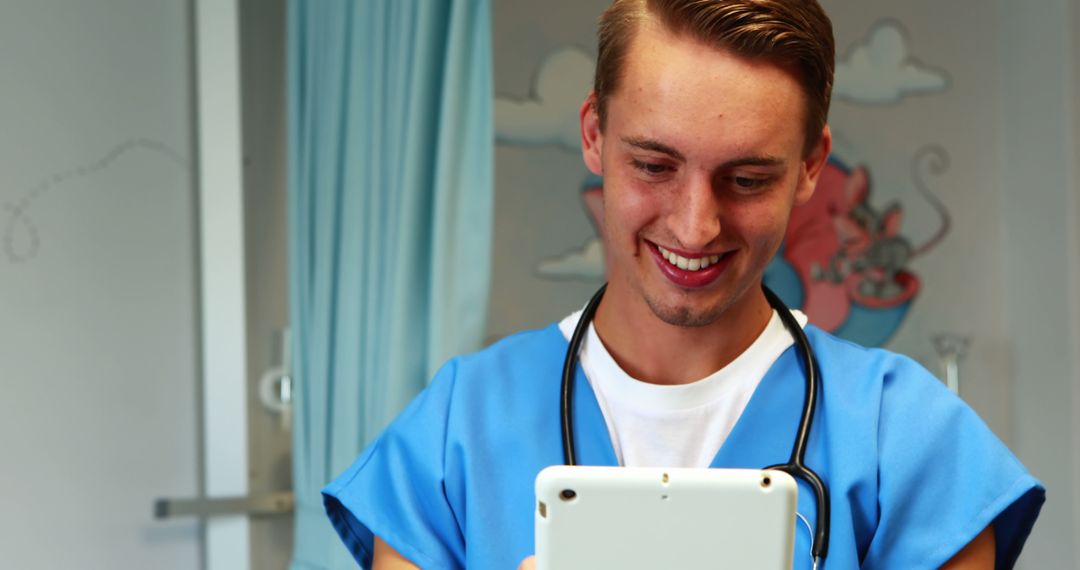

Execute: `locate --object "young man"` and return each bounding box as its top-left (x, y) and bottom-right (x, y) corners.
top-left (324, 1), bottom-right (1044, 568)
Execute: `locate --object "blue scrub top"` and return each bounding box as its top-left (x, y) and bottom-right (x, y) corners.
top-left (323, 323), bottom-right (1044, 569)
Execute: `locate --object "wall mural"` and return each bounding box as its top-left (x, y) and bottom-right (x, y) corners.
top-left (768, 147), bottom-right (949, 346)
top-left (495, 21), bottom-right (951, 346)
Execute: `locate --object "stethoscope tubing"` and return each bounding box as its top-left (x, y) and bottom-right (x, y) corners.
top-left (559, 283), bottom-right (830, 564)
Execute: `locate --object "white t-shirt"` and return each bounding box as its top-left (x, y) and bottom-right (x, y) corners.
top-left (558, 308), bottom-right (808, 468)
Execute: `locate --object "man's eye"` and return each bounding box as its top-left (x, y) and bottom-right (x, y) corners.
top-left (632, 160), bottom-right (670, 175)
top-left (733, 176), bottom-right (767, 189)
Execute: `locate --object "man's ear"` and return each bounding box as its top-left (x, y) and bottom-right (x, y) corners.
top-left (580, 92), bottom-right (604, 176)
top-left (795, 125), bottom-right (832, 206)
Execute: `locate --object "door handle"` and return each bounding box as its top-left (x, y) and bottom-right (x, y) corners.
top-left (154, 491), bottom-right (294, 519)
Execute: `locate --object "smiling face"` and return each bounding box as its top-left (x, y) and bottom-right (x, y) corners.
top-left (581, 20), bottom-right (831, 330)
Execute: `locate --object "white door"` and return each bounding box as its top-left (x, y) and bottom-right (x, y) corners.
top-left (0, 1), bottom-right (294, 568)
top-left (0, 0), bottom-right (202, 568)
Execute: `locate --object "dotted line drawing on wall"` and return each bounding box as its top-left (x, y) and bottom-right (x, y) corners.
top-left (1, 138), bottom-right (190, 265)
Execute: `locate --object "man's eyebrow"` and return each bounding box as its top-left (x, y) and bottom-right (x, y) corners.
top-left (620, 137), bottom-right (786, 169)
top-left (718, 155), bottom-right (786, 169)
top-left (620, 136), bottom-right (685, 161)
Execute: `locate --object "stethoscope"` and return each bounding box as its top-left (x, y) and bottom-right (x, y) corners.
top-left (559, 283), bottom-right (831, 567)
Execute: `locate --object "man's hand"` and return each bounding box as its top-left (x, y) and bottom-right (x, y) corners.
top-left (375, 536), bottom-right (539, 569)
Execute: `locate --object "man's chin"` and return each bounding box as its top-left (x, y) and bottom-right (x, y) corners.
top-left (644, 297), bottom-right (727, 328)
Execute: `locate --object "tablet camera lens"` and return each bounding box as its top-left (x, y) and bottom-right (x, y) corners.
top-left (559, 489), bottom-right (577, 501)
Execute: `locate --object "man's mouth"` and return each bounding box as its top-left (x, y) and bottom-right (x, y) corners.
top-left (656, 245), bottom-right (724, 272)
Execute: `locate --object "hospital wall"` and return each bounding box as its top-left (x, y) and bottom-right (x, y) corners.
top-left (488, 0), bottom-right (1080, 567)
top-left (0, 0), bottom-right (202, 568)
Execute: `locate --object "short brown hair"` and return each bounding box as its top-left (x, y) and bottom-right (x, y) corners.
top-left (594, 0), bottom-right (835, 155)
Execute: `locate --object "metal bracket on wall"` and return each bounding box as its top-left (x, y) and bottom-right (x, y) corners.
top-left (932, 333), bottom-right (969, 396)
top-left (153, 491), bottom-right (294, 519)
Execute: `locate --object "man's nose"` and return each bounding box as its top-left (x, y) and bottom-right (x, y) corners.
top-left (669, 172), bottom-right (722, 249)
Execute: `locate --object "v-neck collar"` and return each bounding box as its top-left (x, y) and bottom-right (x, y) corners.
top-left (710, 346), bottom-right (804, 468)
top-left (558, 319), bottom-right (805, 469)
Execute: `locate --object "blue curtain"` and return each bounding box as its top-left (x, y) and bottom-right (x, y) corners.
top-left (287, 1), bottom-right (493, 567)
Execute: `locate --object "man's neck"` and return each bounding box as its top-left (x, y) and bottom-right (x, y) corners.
top-left (591, 284), bottom-right (773, 386)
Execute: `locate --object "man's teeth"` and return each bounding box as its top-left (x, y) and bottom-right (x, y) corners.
top-left (657, 246), bottom-right (722, 272)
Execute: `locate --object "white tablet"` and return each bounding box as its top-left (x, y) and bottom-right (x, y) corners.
top-left (535, 466), bottom-right (797, 570)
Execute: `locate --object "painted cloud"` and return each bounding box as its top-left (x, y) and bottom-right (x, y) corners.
top-left (537, 237), bottom-right (605, 280)
top-left (834, 21), bottom-right (948, 104)
top-left (495, 47), bottom-right (595, 152)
